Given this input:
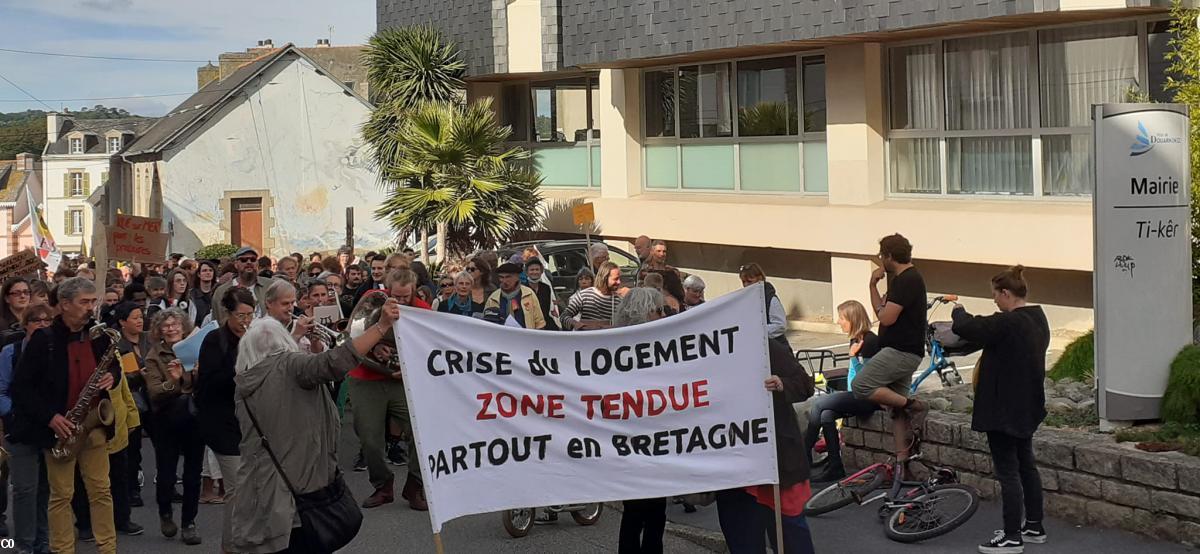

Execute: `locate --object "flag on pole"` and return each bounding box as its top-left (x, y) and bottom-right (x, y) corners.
top-left (27, 186), bottom-right (62, 270)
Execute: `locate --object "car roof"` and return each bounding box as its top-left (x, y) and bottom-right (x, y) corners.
top-left (500, 239), bottom-right (637, 256)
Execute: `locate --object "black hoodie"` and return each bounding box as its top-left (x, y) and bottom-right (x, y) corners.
top-left (952, 305), bottom-right (1050, 439)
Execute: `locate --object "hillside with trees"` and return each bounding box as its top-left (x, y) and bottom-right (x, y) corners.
top-left (0, 105), bottom-right (147, 160)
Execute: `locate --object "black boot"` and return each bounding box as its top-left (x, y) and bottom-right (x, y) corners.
top-left (810, 453), bottom-right (846, 483)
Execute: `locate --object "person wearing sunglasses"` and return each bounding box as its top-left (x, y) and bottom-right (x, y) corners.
top-left (0, 304), bottom-right (55, 554)
top-left (210, 247), bottom-right (272, 326)
top-left (429, 275), bottom-right (455, 311)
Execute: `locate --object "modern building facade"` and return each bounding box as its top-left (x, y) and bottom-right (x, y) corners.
top-left (379, 0), bottom-right (1186, 331)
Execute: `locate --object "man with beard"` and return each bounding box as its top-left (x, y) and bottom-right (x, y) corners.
top-left (209, 247), bottom-right (272, 326)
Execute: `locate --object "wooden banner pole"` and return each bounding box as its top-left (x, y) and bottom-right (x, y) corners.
top-left (433, 532), bottom-right (445, 554)
top-left (773, 484), bottom-right (785, 553)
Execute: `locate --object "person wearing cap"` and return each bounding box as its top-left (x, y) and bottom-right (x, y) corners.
top-left (485, 263), bottom-right (546, 330)
top-left (209, 247), bottom-right (273, 326)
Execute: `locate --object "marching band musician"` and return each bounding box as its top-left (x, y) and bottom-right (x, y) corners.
top-left (262, 279), bottom-right (323, 354)
top-left (10, 277), bottom-right (119, 554)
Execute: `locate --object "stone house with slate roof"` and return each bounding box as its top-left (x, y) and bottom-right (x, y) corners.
top-left (0, 153), bottom-right (43, 258)
top-left (41, 114), bottom-right (155, 255)
top-left (121, 44), bottom-right (390, 258)
top-left (379, 0), bottom-right (1191, 331)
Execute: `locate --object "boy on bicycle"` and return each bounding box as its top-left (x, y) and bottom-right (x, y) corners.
top-left (852, 234), bottom-right (929, 461)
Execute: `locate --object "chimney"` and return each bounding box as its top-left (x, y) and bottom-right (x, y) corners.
top-left (15, 153), bottom-right (33, 170)
top-left (315, 38), bottom-right (330, 47)
top-left (46, 112), bottom-right (62, 144)
top-left (197, 62), bottom-right (219, 90)
top-left (262, 38), bottom-right (273, 48)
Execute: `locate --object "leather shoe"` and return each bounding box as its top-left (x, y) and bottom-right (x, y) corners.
top-left (362, 478), bottom-right (394, 509)
top-left (160, 514), bottom-right (178, 538)
top-left (401, 475), bottom-right (429, 511)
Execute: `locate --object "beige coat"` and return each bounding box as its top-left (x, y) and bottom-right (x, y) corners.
top-left (230, 343), bottom-right (358, 554)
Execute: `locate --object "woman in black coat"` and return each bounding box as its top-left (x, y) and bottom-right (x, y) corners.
top-left (950, 265), bottom-right (1050, 553)
top-left (715, 339), bottom-right (816, 554)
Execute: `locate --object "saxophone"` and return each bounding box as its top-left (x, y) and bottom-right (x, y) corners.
top-left (50, 324), bottom-right (121, 460)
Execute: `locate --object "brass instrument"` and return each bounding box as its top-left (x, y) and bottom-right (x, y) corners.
top-left (290, 314), bottom-right (345, 349)
top-left (346, 290), bottom-right (400, 376)
top-left (50, 324), bottom-right (120, 460)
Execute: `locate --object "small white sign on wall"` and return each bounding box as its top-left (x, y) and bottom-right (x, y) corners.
top-left (1093, 104), bottom-right (1192, 421)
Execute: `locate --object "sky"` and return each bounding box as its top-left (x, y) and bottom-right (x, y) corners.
top-left (0, 0), bottom-right (376, 117)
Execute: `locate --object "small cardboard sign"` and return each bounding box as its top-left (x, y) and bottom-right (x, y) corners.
top-left (313, 304), bottom-right (343, 328)
top-left (0, 250), bottom-right (44, 280)
top-left (107, 214), bottom-right (168, 264)
top-left (572, 202), bottom-right (595, 226)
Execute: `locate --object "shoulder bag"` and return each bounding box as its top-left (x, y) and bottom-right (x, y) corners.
top-left (242, 397), bottom-right (362, 554)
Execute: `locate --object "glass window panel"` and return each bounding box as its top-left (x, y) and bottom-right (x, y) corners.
top-left (739, 143), bottom-right (800, 192)
top-left (946, 136), bottom-right (1032, 195)
top-left (533, 145), bottom-right (590, 187)
top-left (500, 82), bottom-right (530, 142)
top-left (944, 33), bottom-right (1030, 130)
top-left (681, 145), bottom-right (734, 189)
top-left (644, 70), bottom-right (675, 138)
top-left (803, 58), bottom-right (826, 132)
top-left (679, 63), bottom-right (733, 138)
top-left (645, 145), bottom-right (679, 189)
top-left (803, 141), bottom-right (828, 193)
top-left (1042, 134), bottom-right (1093, 196)
top-left (890, 138), bottom-right (941, 193)
top-left (1148, 21), bottom-right (1175, 103)
top-left (589, 79), bottom-right (600, 140)
top-left (532, 78), bottom-right (590, 143)
top-left (1039, 23), bottom-right (1137, 128)
top-left (737, 57), bottom-right (798, 137)
top-left (590, 145), bottom-right (601, 187)
top-left (890, 44), bottom-right (940, 130)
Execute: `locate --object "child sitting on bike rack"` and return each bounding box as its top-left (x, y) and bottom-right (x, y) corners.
top-left (806, 300), bottom-right (883, 482)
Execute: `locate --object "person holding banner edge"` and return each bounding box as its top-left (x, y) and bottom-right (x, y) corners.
top-left (716, 337), bottom-right (817, 554)
top-left (230, 294), bottom-right (401, 554)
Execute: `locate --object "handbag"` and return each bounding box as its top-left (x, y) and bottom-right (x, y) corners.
top-left (242, 398), bottom-right (363, 554)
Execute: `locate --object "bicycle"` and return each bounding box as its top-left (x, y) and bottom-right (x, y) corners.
top-left (909, 295), bottom-right (976, 393)
top-left (803, 446), bottom-right (979, 543)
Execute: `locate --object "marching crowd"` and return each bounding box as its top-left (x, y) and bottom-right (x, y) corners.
top-left (0, 231), bottom-right (1051, 554)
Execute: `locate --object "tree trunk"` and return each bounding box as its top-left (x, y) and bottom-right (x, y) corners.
top-left (436, 221), bottom-right (446, 263)
top-left (420, 227), bottom-right (430, 264)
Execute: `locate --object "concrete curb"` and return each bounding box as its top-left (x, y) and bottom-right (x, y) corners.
top-left (603, 501), bottom-right (727, 552)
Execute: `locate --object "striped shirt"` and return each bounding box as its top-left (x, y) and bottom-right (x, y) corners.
top-left (562, 287), bottom-right (619, 324)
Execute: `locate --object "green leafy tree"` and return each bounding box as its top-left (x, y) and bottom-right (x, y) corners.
top-left (1164, 1), bottom-right (1200, 307)
top-left (373, 99), bottom-right (543, 253)
top-left (364, 25), bottom-right (543, 255)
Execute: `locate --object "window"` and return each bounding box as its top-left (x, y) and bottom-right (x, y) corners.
top-left (644, 54), bottom-right (827, 193)
top-left (531, 77), bottom-right (594, 143)
top-left (69, 138), bottom-right (83, 154)
top-left (70, 172), bottom-right (84, 196)
top-left (107, 136), bottom-right (121, 153)
top-left (68, 209), bottom-right (84, 235)
top-left (887, 21), bottom-right (1161, 197)
top-left (500, 82), bottom-right (531, 141)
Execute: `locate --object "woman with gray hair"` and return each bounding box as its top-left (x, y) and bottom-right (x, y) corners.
top-left (682, 274), bottom-right (706, 308)
top-left (142, 307), bottom-right (206, 544)
top-left (229, 297), bottom-right (400, 554)
top-left (613, 287), bottom-right (670, 552)
top-left (437, 270), bottom-right (485, 318)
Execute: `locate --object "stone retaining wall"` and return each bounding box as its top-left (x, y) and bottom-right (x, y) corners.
top-left (840, 411), bottom-right (1200, 547)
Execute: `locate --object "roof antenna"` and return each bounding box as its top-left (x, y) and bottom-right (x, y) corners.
top-left (328, 25), bottom-right (334, 46)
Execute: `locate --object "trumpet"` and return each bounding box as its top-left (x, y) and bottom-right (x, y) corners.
top-left (290, 314), bottom-right (346, 349)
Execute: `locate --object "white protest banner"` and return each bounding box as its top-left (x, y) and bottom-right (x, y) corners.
top-left (394, 284), bottom-right (777, 533)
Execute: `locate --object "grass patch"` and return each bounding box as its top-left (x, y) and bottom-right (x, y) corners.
top-left (1043, 409), bottom-right (1099, 429)
top-left (1048, 330), bottom-right (1094, 382)
top-left (1163, 344), bottom-right (1200, 425)
top-left (1115, 422), bottom-right (1200, 458)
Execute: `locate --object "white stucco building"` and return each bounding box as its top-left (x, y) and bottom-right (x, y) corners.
top-left (41, 114), bottom-right (154, 255)
top-left (122, 44), bottom-right (391, 257)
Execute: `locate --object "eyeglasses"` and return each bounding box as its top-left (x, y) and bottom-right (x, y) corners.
top-left (8, 289), bottom-right (30, 297)
top-left (231, 312), bottom-right (254, 322)
top-left (439, 282), bottom-right (453, 288)
top-left (238, 257), bottom-right (257, 264)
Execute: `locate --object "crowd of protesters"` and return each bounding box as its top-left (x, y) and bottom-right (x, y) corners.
top-left (0, 232), bottom-right (1049, 554)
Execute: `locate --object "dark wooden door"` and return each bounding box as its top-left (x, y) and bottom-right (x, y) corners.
top-left (231, 198), bottom-right (263, 252)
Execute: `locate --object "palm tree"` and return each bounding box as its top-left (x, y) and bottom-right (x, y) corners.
top-left (363, 25), bottom-right (467, 260)
top-left (373, 99), bottom-right (544, 254)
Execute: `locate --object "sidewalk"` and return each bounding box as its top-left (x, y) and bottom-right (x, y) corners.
top-left (659, 495), bottom-right (1196, 553)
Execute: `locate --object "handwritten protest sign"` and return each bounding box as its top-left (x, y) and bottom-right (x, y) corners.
top-left (0, 250), bottom-right (44, 280)
top-left (107, 214), bottom-right (168, 264)
top-left (394, 285), bottom-right (776, 532)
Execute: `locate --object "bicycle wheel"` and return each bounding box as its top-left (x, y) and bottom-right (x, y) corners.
top-left (803, 465), bottom-right (887, 516)
top-left (884, 484), bottom-right (979, 543)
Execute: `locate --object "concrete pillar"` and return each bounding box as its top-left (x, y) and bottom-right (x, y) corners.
top-left (825, 43), bottom-right (886, 206)
top-left (598, 68), bottom-right (643, 199)
top-left (830, 256), bottom-right (879, 326)
top-left (505, 0), bottom-right (543, 72)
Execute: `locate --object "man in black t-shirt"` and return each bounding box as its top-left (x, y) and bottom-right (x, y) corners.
top-left (852, 234), bottom-right (929, 461)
